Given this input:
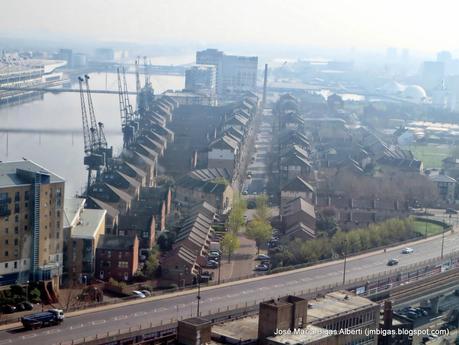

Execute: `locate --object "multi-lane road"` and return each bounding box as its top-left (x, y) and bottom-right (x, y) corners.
top-left (1, 230), bottom-right (459, 345)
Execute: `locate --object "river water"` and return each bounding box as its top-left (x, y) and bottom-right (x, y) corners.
top-left (0, 72), bottom-right (184, 196)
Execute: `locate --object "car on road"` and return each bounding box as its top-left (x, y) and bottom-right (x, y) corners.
top-left (446, 208), bottom-right (458, 214)
top-left (255, 254), bottom-right (270, 261)
top-left (387, 258), bottom-right (399, 266)
top-left (254, 264), bottom-right (269, 271)
top-left (204, 260), bottom-right (219, 268)
top-left (401, 247), bottom-right (414, 254)
top-left (132, 291), bottom-right (146, 299)
top-left (242, 190), bottom-right (248, 195)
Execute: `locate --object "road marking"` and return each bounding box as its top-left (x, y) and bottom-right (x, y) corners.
top-left (70, 323), bottom-right (84, 330)
top-left (21, 333), bottom-right (37, 339)
top-left (45, 329), bottom-right (62, 335)
top-left (113, 315), bottom-right (128, 320)
top-left (92, 319), bottom-right (106, 325)
top-left (274, 284), bottom-right (284, 288)
top-left (134, 311), bottom-right (147, 317)
top-left (156, 307), bottom-right (168, 312)
top-left (0, 339), bottom-right (12, 344)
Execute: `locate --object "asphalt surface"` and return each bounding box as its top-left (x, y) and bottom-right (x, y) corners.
top-left (2, 231), bottom-right (459, 345)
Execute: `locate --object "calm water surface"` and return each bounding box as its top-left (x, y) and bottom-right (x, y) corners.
top-left (0, 72), bottom-right (184, 196)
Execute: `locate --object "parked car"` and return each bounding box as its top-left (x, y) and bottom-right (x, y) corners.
top-left (254, 264), bottom-right (269, 271)
top-left (387, 258), bottom-right (399, 266)
top-left (247, 200), bottom-right (257, 209)
top-left (21, 301), bottom-right (34, 311)
top-left (140, 290), bottom-right (151, 297)
top-left (255, 254), bottom-right (270, 261)
top-left (204, 260), bottom-right (219, 269)
top-left (242, 190), bottom-right (248, 195)
top-left (1, 305), bottom-right (16, 314)
top-left (446, 208), bottom-right (458, 214)
top-left (209, 250), bottom-right (221, 257)
top-left (208, 253), bottom-right (220, 262)
top-left (401, 247), bottom-right (414, 254)
top-left (132, 291), bottom-right (146, 299)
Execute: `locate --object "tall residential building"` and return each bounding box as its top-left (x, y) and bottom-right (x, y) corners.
top-left (0, 160), bottom-right (65, 287)
top-left (185, 64), bottom-right (217, 97)
top-left (196, 48), bottom-right (258, 95)
top-left (421, 61), bottom-right (445, 91)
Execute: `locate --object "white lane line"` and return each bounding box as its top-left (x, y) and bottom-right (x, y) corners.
top-left (113, 314), bottom-right (128, 320)
top-left (92, 319), bottom-right (106, 325)
top-left (21, 333), bottom-right (37, 339)
top-left (45, 329), bottom-right (62, 335)
top-left (156, 307), bottom-right (168, 312)
top-left (70, 323), bottom-right (84, 330)
top-left (273, 284), bottom-right (284, 288)
top-left (134, 311), bottom-right (147, 317)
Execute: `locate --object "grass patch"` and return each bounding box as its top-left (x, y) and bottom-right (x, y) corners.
top-left (407, 144), bottom-right (451, 169)
top-left (413, 220), bottom-right (445, 236)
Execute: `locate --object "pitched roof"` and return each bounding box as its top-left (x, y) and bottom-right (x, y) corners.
top-left (87, 196), bottom-right (120, 219)
top-left (282, 176), bottom-right (314, 193)
top-left (105, 183), bottom-right (133, 203)
top-left (209, 135), bottom-right (239, 151)
top-left (430, 174), bottom-right (457, 183)
top-left (285, 222), bottom-right (316, 239)
top-left (282, 197), bottom-right (316, 219)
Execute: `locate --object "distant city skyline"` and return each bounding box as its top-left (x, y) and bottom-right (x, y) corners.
top-left (1, 0), bottom-right (458, 57)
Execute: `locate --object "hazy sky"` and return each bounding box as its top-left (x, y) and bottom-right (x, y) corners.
top-left (1, 0), bottom-right (458, 54)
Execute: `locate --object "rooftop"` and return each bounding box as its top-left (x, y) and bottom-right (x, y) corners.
top-left (72, 208), bottom-right (106, 240)
top-left (63, 198), bottom-right (85, 229)
top-left (307, 291), bottom-right (378, 324)
top-left (0, 160), bottom-right (65, 188)
top-left (211, 315), bottom-right (259, 343)
top-left (97, 234), bottom-right (137, 251)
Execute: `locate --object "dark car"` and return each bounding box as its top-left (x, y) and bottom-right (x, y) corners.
top-left (247, 200), bottom-right (256, 209)
top-left (254, 264), bottom-right (269, 271)
top-left (446, 208), bottom-right (458, 214)
top-left (22, 301), bottom-right (34, 311)
top-left (204, 260), bottom-right (218, 269)
top-left (387, 258), bottom-right (399, 266)
top-left (1, 305), bottom-right (17, 314)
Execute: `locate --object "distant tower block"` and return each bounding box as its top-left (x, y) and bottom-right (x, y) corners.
top-left (262, 63), bottom-right (268, 109)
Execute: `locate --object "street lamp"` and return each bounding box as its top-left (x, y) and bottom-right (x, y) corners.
top-left (26, 280), bottom-right (29, 303)
top-left (218, 259), bottom-right (222, 285)
top-left (342, 240), bottom-right (348, 286)
top-left (196, 267), bottom-right (202, 317)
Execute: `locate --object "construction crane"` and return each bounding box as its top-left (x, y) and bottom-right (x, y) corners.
top-left (79, 76), bottom-right (105, 196)
top-left (117, 67), bottom-right (136, 148)
top-left (143, 56), bottom-right (150, 86)
top-left (135, 57), bottom-right (141, 96)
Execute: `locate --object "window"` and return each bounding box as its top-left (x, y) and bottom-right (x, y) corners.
top-left (14, 215), bottom-right (18, 223)
top-left (4, 251), bottom-right (8, 257)
top-left (14, 226), bottom-right (18, 234)
top-left (23, 225), bottom-right (27, 231)
top-left (118, 261), bottom-right (128, 268)
top-left (107, 250), bottom-right (111, 258)
top-left (4, 263), bottom-right (8, 268)
top-left (4, 239), bottom-right (8, 245)
top-left (14, 204), bottom-right (19, 213)
top-left (14, 239), bottom-right (18, 246)
top-left (14, 262), bottom-right (17, 269)
top-left (14, 192), bottom-right (20, 202)
top-left (24, 191), bottom-right (29, 201)
top-left (4, 228), bottom-right (8, 234)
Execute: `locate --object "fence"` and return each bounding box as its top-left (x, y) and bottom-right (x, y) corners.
top-left (53, 249), bottom-right (459, 344)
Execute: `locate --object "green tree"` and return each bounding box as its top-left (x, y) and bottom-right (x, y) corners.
top-left (144, 247), bottom-right (159, 279)
top-left (227, 193), bottom-right (247, 234)
top-left (157, 231), bottom-right (176, 252)
top-left (221, 232), bottom-right (240, 263)
top-left (255, 194), bottom-right (270, 221)
top-left (246, 219), bottom-right (272, 254)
